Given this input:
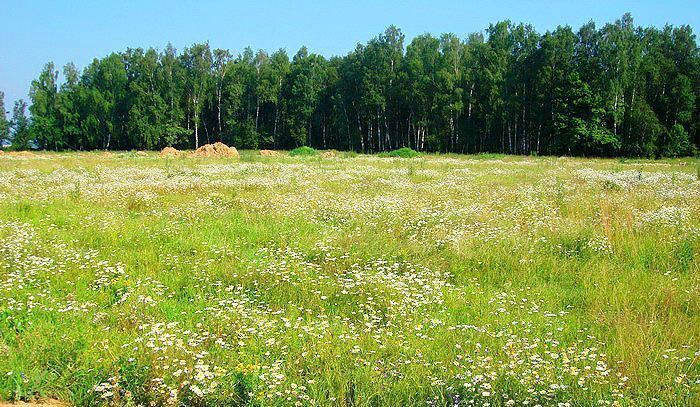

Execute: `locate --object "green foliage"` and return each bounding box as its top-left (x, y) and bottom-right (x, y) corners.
top-left (226, 119), bottom-right (258, 149)
top-left (14, 14), bottom-right (700, 157)
top-left (0, 310), bottom-right (29, 336)
top-left (0, 91), bottom-right (8, 145)
top-left (29, 62), bottom-right (62, 150)
top-left (289, 146), bottom-right (318, 156)
top-left (660, 124), bottom-right (695, 157)
top-left (162, 123), bottom-right (190, 147)
top-left (378, 147), bottom-right (422, 158)
top-left (552, 73), bottom-right (621, 155)
top-left (629, 101), bottom-right (663, 158)
top-left (182, 43), bottom-right (213, 148)
top-left (9, 100), bottom-right (31, 150)
top-left (283, 48), bottom-right (327, 148)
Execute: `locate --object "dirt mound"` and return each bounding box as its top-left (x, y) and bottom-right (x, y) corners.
top-left (191, 142), bottom-right (239, 158)
top-left (259, 150), bottom-right (282, 157)
top-left (100, 151), bottom-right (113, 157)
top-left (321, 151), bottom-right (337, 158)
top-left (136, 151), bottom-right (149, 156)
top-left (0, 150), bottom-right (4, 155)
top-left (160, 146), bottom-right (182, 157)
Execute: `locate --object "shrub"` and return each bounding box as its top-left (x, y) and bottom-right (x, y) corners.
top-left (378, 147), bottom-right (421, 158)
top-left (660, 124), bottom-right (695, 157)
top-left (289, 146), bottom-right (318, 156)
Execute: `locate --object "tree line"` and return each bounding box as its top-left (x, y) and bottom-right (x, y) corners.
top-left (2, 13), bottom-right (699, 157)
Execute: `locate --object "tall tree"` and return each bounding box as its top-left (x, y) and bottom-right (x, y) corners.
top-left (10, 99), bottom-right (31, 150)
top-left (159, 43), bottom-right (189, 147)
top-left (29, 62), bottom-right (62, 150)
top-left (283, 47), bottom-right (327, 147)
top-left (56, 63), bottom-right (82, 149)
top-left (0, 91), bottom-right (9, 146)
top-left (437, 33), bottom-right (464, 152)
top-left (404, 34), bottom-right (441, 150)
top-left (124, 48), bottom-right (169, 149)
top-left (267, 49), bottom-right (290, 145)
top-left (212, 48), bottom-right (232, 136)
top-left (182, 43), bottom-right (212, 148)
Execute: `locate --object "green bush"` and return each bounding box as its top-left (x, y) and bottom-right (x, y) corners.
top-left (289, 146), bottom-right (318, 156)
top-left (378, 147), bottom-right (421, 158)
top-left (660, 124), bottom-right (695, 157)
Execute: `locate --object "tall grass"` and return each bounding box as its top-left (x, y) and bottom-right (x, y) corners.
top-left (0, 151), bottom-right (697, 406)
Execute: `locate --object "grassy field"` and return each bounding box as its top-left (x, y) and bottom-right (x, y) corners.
top-left (0, 151), bottom-right (698, 406)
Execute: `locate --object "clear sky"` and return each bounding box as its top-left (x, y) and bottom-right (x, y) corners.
top-left (1, 1), bottom-right (698, 111)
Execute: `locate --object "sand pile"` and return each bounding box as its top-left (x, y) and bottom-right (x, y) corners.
top-left (100, 151), bottom-right (113, 157)
top-left (321, 151), bottom-right (337, 158)
top-left (259, 150), bottom-right (282, 157)
top-left (191, 142), bottom-right (239, 158)
top-left (160, 146), bottom-right (182, 157)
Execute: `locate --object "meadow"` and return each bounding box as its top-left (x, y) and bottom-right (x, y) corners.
top-left (0, 151), bottom-right (698, 406)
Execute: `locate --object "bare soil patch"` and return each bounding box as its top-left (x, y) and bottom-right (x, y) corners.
top-left (160, 146), bottom-right (182, 157)
top-left (259, 150), bottom-right (282, 157)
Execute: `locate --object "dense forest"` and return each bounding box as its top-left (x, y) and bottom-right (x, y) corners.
top-left (2, 14), bottom-right (699, 157)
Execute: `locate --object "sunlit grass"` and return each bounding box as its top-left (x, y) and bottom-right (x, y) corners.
top-left (0, 151), bottom-right (698, 406)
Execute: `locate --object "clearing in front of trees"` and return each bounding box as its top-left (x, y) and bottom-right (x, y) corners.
top-left (0, 152), bottom-right (698, 406)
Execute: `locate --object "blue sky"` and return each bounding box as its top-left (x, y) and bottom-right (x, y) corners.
top-left (1, 1), bottom-right (698, 111)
